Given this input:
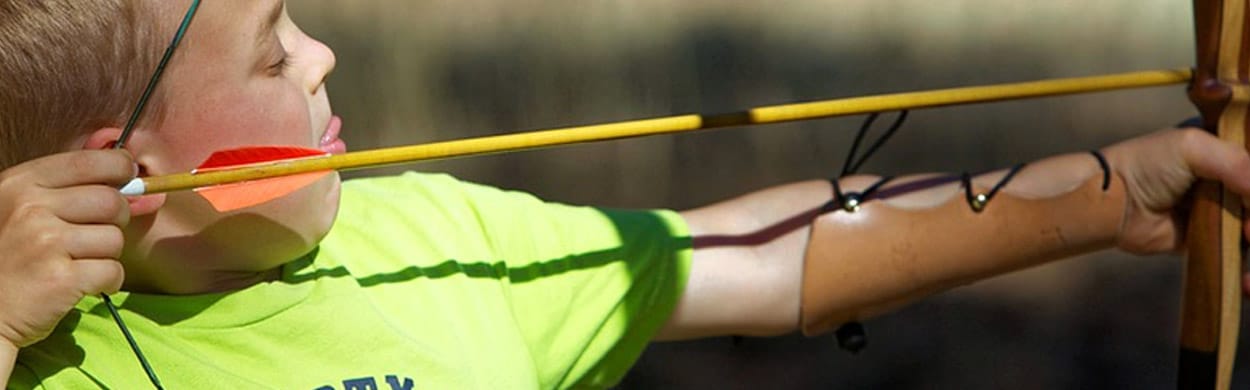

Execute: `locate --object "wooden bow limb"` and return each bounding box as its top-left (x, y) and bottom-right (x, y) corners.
top-left (122, 68), bottom-right (1190, 196)
top-left (1180, 1), bottom-right (1248, 389)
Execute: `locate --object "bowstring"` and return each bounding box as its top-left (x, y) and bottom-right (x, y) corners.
top-left (114, 0), bottom-right (200, 149)
top-left (106, 1), bottom-right (201, 389)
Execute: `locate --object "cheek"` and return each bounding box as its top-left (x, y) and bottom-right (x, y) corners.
top-left (207, 86), bottom-right (311, 145)
top-left (166, 83), bottom-right (314, 168)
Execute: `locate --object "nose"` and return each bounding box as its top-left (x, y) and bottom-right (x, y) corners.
top-left (303, 36), bottom-right (336, 95)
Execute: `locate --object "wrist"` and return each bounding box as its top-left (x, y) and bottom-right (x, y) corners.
top-left (0, 337), bottom-right (15, 385)
top-left (0, 337), bottom-right (16, 357)
top-left (0, 336), bottom-right (17, 366)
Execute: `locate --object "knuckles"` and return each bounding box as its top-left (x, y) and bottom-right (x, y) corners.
top-left (1176, 127), bottom-right (1211, 153)
top-left (29, 225), bottom-right (65, 254)
top-left (18, 248), bottom-right (78, 295)
top-left (8, 201), bottom-right (52, 228)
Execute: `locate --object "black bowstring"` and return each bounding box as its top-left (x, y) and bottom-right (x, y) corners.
top-left (102, 294), bottom-right (162, 390)
top-left (114, 0), bottom-right (200, 149)
top-left (102, 1), bottom-right (200, 389)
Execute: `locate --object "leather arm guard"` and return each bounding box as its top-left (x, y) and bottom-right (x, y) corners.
top-left (798, 153), bottom-right (1127, 344)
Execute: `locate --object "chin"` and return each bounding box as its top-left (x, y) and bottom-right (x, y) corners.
top-left (209, 173), bottom-right (345, 272)
top-left (276, 173), bottom-right (343, 254)
top-left (318, 173), bottom-right (343, 229)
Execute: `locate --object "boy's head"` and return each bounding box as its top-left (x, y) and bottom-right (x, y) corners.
top-left (0, 1), bottom-right (160, 169)
top-left (0, 0), bottom-right (343, 294)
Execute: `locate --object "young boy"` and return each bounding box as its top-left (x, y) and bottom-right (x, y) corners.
top-left (2, 1), bottom-right (1249, 389)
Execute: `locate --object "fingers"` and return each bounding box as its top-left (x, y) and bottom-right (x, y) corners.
top-left (63, 225), bottom-right (125, 260)
top-left (40, 186), bottom-right (130, 226)
top-left (1179, 129), bottom-right (1250, 198)
top-left (0, 150), bottom-right (133, 348)
top-left (13, 150), bottom-right (135, 189)
top-left (15, 215), bottom-right (124, 260)
top-left (71, 259), bottom-right (125, 295)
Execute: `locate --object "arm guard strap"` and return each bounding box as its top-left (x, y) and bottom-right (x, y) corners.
top-left (799, 159), bottom-right (1126, 337)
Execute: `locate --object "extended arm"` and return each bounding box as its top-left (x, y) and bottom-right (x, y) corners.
top-left (655, 129), bottom-right (1250, 341)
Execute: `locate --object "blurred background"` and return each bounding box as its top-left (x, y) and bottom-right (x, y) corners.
top-left (290, 1), bottom-right (1248, 388)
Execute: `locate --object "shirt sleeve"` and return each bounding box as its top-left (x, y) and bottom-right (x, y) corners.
top-left (415, 173), bottom-right (693, 388)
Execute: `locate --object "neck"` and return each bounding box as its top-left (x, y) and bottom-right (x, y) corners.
top-left (121, 265), bottom-right (284, 295)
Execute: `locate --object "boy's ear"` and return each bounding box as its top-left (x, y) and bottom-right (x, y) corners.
top-left (82, 127), bottom-right (167, 216)
top-left (81, 127), bottom-right (125, 150)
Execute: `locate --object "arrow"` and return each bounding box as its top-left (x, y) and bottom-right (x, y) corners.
top-left (120, 68), bottom-right (1192, 212)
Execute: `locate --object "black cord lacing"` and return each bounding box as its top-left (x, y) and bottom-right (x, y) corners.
top-left (826, 111), bottom-right (909, 354)
top-left (961, 163), bottom-right (1027, 213)
top-left (1090, 150), bottom-right (1111, 191)
top-left (841, 111), bottom-right (909, 178)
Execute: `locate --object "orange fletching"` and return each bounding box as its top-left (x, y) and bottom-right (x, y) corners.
top-left (195, 171), bottom-right (330, 212)
top-left (191, 146), bottom-right (332, 212)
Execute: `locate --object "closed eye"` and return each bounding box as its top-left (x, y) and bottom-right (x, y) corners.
top-left (268, 54), bottom-right (289, 75)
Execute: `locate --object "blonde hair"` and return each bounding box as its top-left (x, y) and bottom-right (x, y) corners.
top-left (0, 1), bottom-right (161, 169)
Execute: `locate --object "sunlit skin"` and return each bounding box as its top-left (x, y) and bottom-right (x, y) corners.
top-left (7, 0), bottom-right (1250, 385)
top-left (101, 0), bottom-right (342, 294)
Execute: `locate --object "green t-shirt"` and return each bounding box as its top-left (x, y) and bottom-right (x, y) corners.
top-left (10, 172), bottom-right (693, 389)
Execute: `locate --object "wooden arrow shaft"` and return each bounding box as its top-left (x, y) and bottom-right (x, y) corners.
top-left (136, 68), bottom-right (1191, 195)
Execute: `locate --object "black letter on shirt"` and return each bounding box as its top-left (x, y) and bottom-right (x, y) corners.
top-left (343, 377), bottom-right (379, 390)
top-left (385, 375), bottom-right (414, 390)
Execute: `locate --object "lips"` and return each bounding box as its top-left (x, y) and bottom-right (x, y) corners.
top-left (319, 115), bottom-right (347, 155)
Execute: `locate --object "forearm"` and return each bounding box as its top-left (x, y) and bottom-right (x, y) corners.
top-left (662, 151), bottom-right (1123, 340)
top-left (664, 180), bottom-right (828, 339)
top-left (800, 152), bottom-right (1122, 333)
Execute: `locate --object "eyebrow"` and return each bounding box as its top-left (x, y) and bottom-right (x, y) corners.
top-left (254, 0), bottom-right (284, 46)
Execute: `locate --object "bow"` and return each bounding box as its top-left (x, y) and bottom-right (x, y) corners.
top-left (1179, 1), bottom-right (1248, 389)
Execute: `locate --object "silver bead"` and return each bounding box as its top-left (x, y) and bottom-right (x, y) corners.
top-left (971, 193), bottom-right (988, 212)
top-left (842, 196), bottom-right (861, 212)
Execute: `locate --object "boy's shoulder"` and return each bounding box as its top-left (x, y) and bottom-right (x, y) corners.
top-left (321, 171), bottom-right (562, 276)
top-left (331, 171), bottom-right (562, 252)
top-left (323, 170), bottom-right (689, 277)
top-left (336, 171), bottom-right (529, 226)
